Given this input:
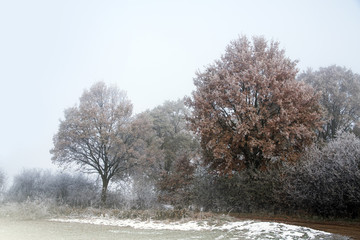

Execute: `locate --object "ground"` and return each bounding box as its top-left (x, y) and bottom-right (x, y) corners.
top-left (232, 214), bottom-right (360, 240)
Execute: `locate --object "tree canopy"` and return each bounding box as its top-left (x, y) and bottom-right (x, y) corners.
top-left (187, 36), bottom-right (322, 173)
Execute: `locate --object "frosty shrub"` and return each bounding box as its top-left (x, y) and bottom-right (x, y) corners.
top-left (130, 174), bottom-right (158, 210)
top-left (7, 169), bottom-right (51, 202)
top-left (103, 174), bottom-right (159, 210)
top-left (7, 169), bottom-right (98, 207)
top-left (192, 165), bottom-right (282, 213)
top-left (283, 132), bottom-right (360, 217)
top-left (49, 173), bottom-right (99, 207)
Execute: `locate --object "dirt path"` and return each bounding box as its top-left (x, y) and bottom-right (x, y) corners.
top-left (232, 214), bottom-right (360, 239)
top-left (285, 221), bottom-right (360, 240)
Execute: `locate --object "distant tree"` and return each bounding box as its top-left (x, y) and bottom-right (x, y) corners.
top-left (187, 36), bottom-right (322, 173)
top-left (51, 82), bottom-right (144, 205)
top-left (116, 111), bottom-right (163, 210)
top-left (148, 99), bottom-right (199, 207)
top-left (0, 169), bottom-right (6, 193)
top-left (150, 100), bottom-right (197, 170)
top-left (298, 65), bottom-right (360, 140)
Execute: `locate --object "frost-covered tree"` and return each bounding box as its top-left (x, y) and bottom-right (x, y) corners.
top-left (51, 82), bottom-right (144, 205)
top-left (0, 169), bottom-right (6, 193)
top-left (148, 99), bottom-right (199, 207)
top-left (298, 65), bottom-right (360, 140)
top-left (116, 111), bottom-right (163, 209)
top-left (150, 99), bottom-right (197, 170)
top-left (187, 36), bottom-right (322, 172)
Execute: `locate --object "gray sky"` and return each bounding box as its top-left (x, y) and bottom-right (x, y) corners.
top-left (0, 0), bottom-right (359, 183)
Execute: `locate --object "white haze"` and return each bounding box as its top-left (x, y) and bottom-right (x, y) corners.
top-left (0, 0), bottom-right (359, 182)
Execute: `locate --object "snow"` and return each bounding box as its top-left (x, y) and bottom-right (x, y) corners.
top-left (50, 217), bottom-right (333, 239)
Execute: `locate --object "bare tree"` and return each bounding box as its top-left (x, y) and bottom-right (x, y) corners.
top-left (187, 36), bottom-right (322, 173)
top-left (298, 65), bottom-right (360, 140)
top-left (51, 82), bottom-right (140, 205)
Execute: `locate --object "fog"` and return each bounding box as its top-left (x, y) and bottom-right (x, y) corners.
top-left (0, 0), bottom-right (359, 181)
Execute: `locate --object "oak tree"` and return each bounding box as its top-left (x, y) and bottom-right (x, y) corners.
top-left (51, 82), bottom-right (141, 205)
top-left (187, 36), bottom-right (322, 173)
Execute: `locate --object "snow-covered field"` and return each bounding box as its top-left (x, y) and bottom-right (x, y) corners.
top-left (49, 217), bottom-right (348, 239)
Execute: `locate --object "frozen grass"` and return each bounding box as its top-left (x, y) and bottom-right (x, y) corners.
top-left (0, 199), bottom-right (53, 219)
top-left (0, 200), bottom-right (214, 220)
top-left (0, 199), bottom-right (88, 220)
top-left (0, 201), bottom-right (351, 239)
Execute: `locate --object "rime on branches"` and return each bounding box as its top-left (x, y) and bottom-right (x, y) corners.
top-left (187, 36), bottom-right (322, 173)
top-left (51, 82), bottom-right (143, 205)
top-left (298, 65), bottom-right (360, 140)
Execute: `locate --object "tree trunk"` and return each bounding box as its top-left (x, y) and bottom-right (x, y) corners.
top-left (101, 177), bottom-right (109, 206)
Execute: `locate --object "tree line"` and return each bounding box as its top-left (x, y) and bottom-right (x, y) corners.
top-left (1, 35), bottom-right (360, 218)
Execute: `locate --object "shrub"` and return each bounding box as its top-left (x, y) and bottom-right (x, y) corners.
top-left (283, 132), bottom-right (360, 218)
top-left (7, 170), bottom-right (98, 207)
top-left (192, 165), bottom-right (282, 213)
